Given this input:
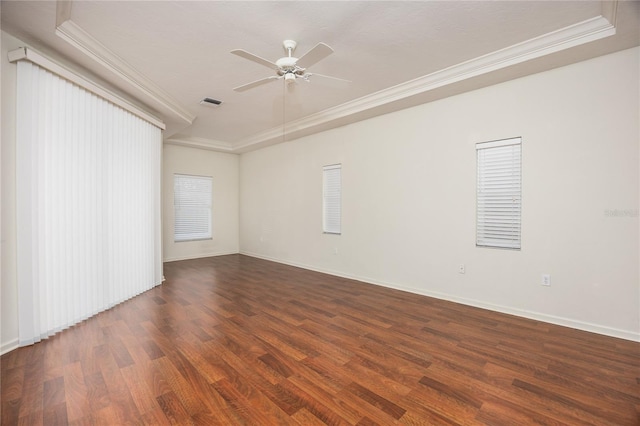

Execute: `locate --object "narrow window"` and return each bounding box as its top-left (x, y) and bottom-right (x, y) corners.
top-left (476, 137), bottom-right (521, 249)
top-left (174, 174), bottom-right (212, 242)
top-left (323, 164), bottom-right (342, 234)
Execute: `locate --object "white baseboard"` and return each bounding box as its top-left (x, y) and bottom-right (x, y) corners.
top-left (1, 338), bottom-right (19, 356)
top-left (163, 250), bottom-right (239, 263)
top-left (240, 251), bottom-right (640, 342)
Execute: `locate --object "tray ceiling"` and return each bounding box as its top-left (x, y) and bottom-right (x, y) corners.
top-left (2, 1), bottom-right (638, 153)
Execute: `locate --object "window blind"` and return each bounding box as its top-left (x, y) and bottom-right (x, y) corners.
top-left (16, 60), bottom-right (163, 346)
top-left (174, 174), bottom-right (213, 242)
top-left (323, 164), bottom-right (342, 234)
top-left (476, 137), bottom-right (522, 249)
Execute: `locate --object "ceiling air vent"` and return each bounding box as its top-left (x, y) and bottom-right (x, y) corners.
top-left (200, 97), bottom-right (222, 107)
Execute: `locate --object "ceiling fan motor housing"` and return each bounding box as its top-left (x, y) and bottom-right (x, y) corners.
top-left (278, 40), bottom-right (301, 77)
top-left (276, 56), bottom-right (298, 69)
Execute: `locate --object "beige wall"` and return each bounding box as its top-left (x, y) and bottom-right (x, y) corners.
top-left (162, 144), bottom-right (239, 262)
top-left (240, 47), bottom-right (640, 340)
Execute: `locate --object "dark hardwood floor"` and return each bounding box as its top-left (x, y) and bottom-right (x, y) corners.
top-left (2, 254), bottom-right (639, 425)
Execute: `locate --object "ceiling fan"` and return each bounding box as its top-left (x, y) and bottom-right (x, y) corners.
top-left (231, 40), bottom-right (349, 92)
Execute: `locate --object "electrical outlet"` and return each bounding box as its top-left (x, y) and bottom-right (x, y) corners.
top-left (541, 274), bottom-right (551, 286)
top-left (458, 264), bottom-right (465, 274)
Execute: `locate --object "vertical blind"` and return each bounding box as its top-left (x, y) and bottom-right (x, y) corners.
top-left (323, 164), bottom-right (342, 234)
top-left (174, 174), bottom-right (213, 242)
top-left (476, 137), bottom-right (522, 249)
top-left (16, 60), bottom-right (163, 346)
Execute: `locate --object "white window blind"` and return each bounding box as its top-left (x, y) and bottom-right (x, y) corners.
top-left (476, 137), bottom-right (522, 249)
top-left (16, 60), bottom-right (163, 346)
top-left (323, 164), bottom-right (342, 234)
top-left (174, 174), bottom-right (213, 242)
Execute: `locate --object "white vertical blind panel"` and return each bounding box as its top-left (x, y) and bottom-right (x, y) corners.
top-left (16, 61), bottom-right (162, 345)
top-left (16, 59), bottom-right (37, 342)
top-left (174, 174), bottom-right (213, 242)
top-left (323, 164), bottom-right (342, 234)
top-left (476, 138), bottom-right (522, 249)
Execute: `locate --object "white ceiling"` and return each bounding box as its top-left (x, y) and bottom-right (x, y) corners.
top-left (2, 1), bottom-right (639, 153)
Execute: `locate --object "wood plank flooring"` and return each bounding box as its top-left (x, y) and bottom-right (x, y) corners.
top-left (2, 254), bottom-right (639, 425)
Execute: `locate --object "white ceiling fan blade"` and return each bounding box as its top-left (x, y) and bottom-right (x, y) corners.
top-left (233, 76), bottom-right (280, 92)
top-left (296, 42), bottom-right (333, 68)
top-left (231, 49), bottom-right (280, 71)
top-left (305, 72), bottom-right (351, 83)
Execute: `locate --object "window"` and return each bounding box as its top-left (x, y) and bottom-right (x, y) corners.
top-left (174, 174), bottom-right (213, 242)
top-left (15, 59), bottom-right (163, 345)
top-left (476, 137), bottom-right (522, 249)
top-left (323, 164), bottom-right (342, 234)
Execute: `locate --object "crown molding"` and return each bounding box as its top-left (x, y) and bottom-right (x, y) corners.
top-left (601, 0), bottom-right (618, 27)
top-left (55, 2), bottom-right (195, 126)
top-left (56, 0), bottom-right (72, 26)
top-left (164, 136), bottom-right (235, 153)
top-left (234, 13), bottom-right (616, 152)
